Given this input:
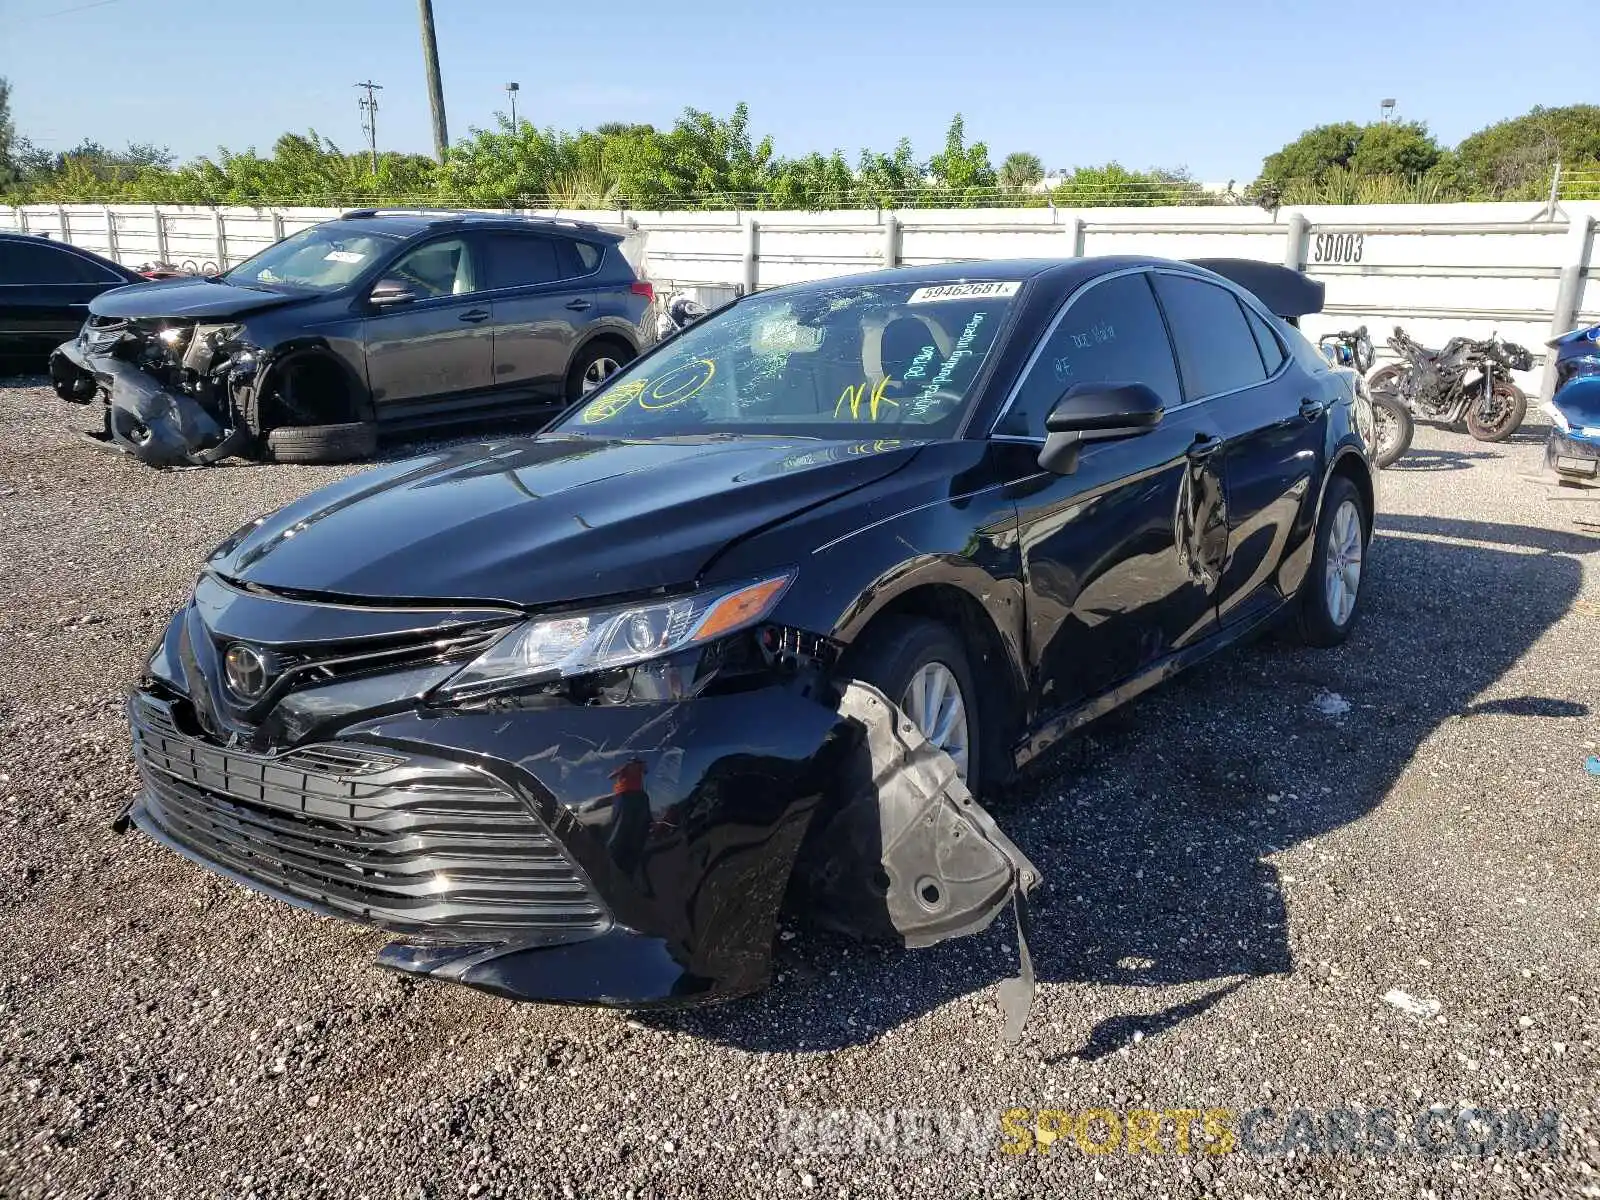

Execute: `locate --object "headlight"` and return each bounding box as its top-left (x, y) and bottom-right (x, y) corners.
top-left (439, 572), bottom-right (794, 700)
top-left (1548, 404), bottom-right (1571, 432)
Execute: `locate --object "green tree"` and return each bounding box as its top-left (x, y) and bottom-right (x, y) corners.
top-left (0, 77), bottom-right (15, 187)
top-left (999, 151), bottom-right (1044, 191)
top-left (928, 114), bottom-right (997, 203)
top-left (1256, 119), bottom-right (1441, 189)
top-left (1050, 163), bottom-right (1210, 207)
top-left (855, 138), bottom-right (925, 208)
top-left (1455, 104), bottom-right (1600, 197)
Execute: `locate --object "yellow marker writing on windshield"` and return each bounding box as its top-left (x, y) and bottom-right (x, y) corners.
top-left (834, 377), bottom-right (898, 421)
top-left (580, 379), bottom-right (648, 423)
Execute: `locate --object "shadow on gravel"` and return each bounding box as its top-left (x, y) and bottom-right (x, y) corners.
top-left (1385, 448), bottom-right (1496, 472)
top-left (648, 516), bottom-right (1593, 1054)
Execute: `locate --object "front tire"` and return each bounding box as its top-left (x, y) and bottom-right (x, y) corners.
top-left (1465, 380), bottom-right (1526, 442)
top-left (1366, 364), bottom-right (1404, 395)
top-left (1296, 475), bottom-right (1369, 647)
top-left (262, 421), bottom-right (378, 464)
top-left (843, 616), bottom-right (984, 791)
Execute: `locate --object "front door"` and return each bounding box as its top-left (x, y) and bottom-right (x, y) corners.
top-left (992, 269), bottom-right (1227, 719)
top-left (1151, 272), bottom-right (1325, 627)
top-left (362, 235), bottom-right (494, 416)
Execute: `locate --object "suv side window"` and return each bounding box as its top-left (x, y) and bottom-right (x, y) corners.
top-left (387, 237), bottom-right (478, 299)
top-left (1242, 301), bottom-right (1286, 375)
top-left (483, 233), bottom-right (565, 290)
top-left (996, 272), bottom-right (1181, 437)
top-left (1151, 274), bottom-right (1267, 399)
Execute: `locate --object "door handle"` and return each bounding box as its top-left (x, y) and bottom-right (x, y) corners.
top-left (1186, 435), bottom-right (1224, 461)
top-left (565, 298), bottom-right (592, 312)
top-left (458, 308), bottom-right (490, 324)
top-left (1299, 397), bottom-right (1328, 420)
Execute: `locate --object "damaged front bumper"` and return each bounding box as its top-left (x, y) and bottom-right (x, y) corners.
top-left (49, 326), bottom-right (255, 468)
top-left (123, 643), bottom-right (1037, 1030)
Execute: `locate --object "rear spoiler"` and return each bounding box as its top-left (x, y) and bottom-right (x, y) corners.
top-left (1187, 258), bottom-right (1325, 325)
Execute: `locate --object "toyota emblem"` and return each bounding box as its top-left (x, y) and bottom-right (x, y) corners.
top-left (224, 644), bottom-right (273, 700)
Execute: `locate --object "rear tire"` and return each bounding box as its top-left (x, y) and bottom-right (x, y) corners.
top-left (843, 616), bottom-right (986, 792)
top-left (1369, 393), bottom-right (1414, 469)
top-left (565, 340), bottom-right (634, 405)
top-left (1465, 381), bottom-right (1526, 442)
top-left (262, 421), bottom-right (378, 464)
top-left (1296, 475), bottom-right (1369, 647)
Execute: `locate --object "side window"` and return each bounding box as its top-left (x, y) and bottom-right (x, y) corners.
top-left (996, 272), bottom-right (1181, 438)
top-left (387, 237), bottom-right (477, 299)
top-left (1151, 274), bottom-right (1267, 399)
top-left (0, 242), bottom-right (113, 285)
top-left (483, 234), bottom-right (563, 289)
top-left (571, 241), bottom-right (602, 272)
top-left (1242, 301), bottom-right (1286, 374)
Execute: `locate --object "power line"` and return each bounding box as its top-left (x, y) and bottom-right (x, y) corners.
top-left (354, 80), bottom-right (383, 174)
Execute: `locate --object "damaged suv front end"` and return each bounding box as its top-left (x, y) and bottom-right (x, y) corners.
top-left (51, 312), bottom-right (264, 466)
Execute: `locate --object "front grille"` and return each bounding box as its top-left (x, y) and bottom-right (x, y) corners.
top-left (130, 694), bottom-right (608, 937)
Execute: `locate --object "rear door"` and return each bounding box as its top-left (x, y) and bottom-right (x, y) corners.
top-left (362, 235), bottom-right (494, 416)
top-left (1151, 271), bottom-right (1325, 627)
top-left (481, 231), bottom-right (593, 401)
top-left (993, 269), bottom-right (1227, 717)
top-left (0, 240), bottom-right (125, 361)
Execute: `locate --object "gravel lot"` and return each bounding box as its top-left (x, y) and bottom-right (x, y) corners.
top-left (2, 380), bottom-right (1598, 1199)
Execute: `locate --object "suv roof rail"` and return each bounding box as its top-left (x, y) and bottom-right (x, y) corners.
top-left (338, 207), bottom-right (605, 234)
top-left (339, 207), bottom-right (469, 222)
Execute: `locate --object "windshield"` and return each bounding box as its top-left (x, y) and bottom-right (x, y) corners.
top-left (555, 280), bottom-right (1021, 439)
top-left (224, 224), bottom-right (400, 292)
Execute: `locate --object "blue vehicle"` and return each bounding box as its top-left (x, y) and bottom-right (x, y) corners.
top-left (1545, 325), bottom-right (1600, 487)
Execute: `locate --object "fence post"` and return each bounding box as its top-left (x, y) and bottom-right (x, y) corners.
top-left (882, 214), bottom-right (900, 269)
top-left (16, 206), bottom-right (28, 235)
top-left (1542, 214), bottom-right (1595, 403)
top-left (271, 210), bottom-right (285, 243)
top-left (742, 217), bottom-right (760, 294)
top-left (57, 204), bottom-right (70, 244)
top-left (1283, 212), bottom-right (1309, 271)
top-left (1065, 216), bottom-right (1084, 257)
top-left (104, 206), bottom-right (119, 263)
top-left (153, 206), bottom-right (168, 263)
top-left (213, 207), bottom-right (228, 272)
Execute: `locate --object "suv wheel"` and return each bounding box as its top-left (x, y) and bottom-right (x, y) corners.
top-left (845, 616), bottom-right (983, 789)
top-left (567, 342), bottom-right (633, 404)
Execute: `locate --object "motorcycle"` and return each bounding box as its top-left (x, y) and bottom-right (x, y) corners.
top-left (1319, 326), bottom-right (1412, 468)
top-left (1366, 325), bottom-right (1533, 443)
top-left (654, 291), bottom-right (709, 341)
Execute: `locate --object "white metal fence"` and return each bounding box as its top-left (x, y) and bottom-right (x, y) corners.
top-left (9, 198), bottom-right (1597, 397)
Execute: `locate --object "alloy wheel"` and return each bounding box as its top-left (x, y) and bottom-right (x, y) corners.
top-left (581, 357), bottom-right (621, 395)
top-left (901, 661), bottom-right (972, 784)
top-left (1324, 498), bottom-right (1364, 628)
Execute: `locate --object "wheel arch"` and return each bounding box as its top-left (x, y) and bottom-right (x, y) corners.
top-left (835, 578), bottom-right (1027, 789)
top-left (251, 340), bottom-right (374, 429)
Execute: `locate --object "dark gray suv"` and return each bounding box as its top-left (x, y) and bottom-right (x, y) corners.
top-left (48, 210), bottom-right (655, 467)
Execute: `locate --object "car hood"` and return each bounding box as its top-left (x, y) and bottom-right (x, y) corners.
top-left (89, 277), bottom-right (303, 321)
top-left (209, 434), bottom-right (925, 607)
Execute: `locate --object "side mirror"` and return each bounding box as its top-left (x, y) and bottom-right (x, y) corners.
top-left (369, 278), bottom-right (419, 308)
top-left (1037, 382), bottom-right (1164, 475)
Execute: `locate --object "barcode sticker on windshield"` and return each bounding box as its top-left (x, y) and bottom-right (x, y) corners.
top-left (323, 250), bottom-right (366, 264)
top-left (907, 281), bottom-right (1021, 305)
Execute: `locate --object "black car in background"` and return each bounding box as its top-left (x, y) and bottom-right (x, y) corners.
top-left (0, 232), bottom-right (146, 370)
top-left (122, 257), bottom-right (1374, 1017)
top-left (49, 210), bottom-right (654, 466)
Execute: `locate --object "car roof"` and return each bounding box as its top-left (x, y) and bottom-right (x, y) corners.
top-left (0, 231), bottom-right (139, 272)
top-left (331, 210), bottom-right (625, 243)
top-left (766, 255), bottom-right (1218, 296)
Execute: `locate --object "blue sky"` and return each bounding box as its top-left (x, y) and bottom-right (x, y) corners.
top-left (4, 0), bottom-right (1582, 182)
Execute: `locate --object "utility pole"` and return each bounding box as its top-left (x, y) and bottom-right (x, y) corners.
top-left (418, 0), bottom-right (449, 161)
top-left (355, 80), bottom-right (383, 174)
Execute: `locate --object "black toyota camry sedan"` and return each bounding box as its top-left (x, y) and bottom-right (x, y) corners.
top-left (123, 256), bottom-right (1375, 1012)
